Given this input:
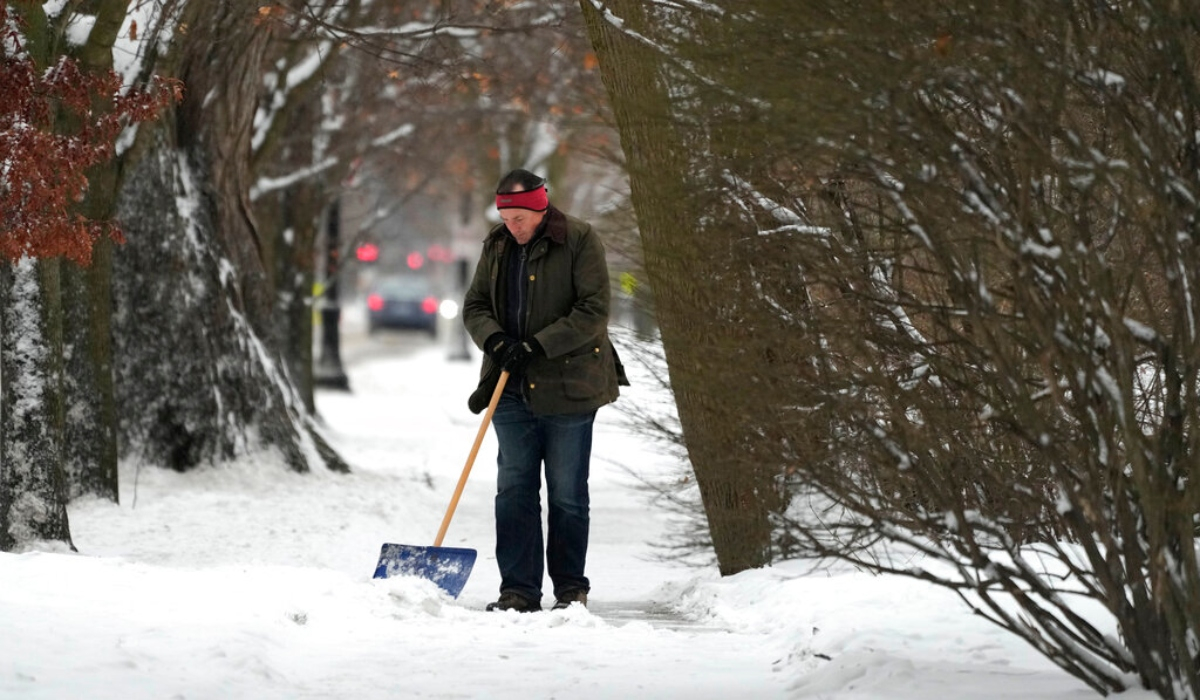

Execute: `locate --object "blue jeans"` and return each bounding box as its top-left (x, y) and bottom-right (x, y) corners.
top-left (492, 393), bottom-right (596, 603)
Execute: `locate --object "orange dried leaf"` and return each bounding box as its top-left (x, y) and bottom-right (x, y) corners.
top-left (934, 33), bottom-right (952, 56)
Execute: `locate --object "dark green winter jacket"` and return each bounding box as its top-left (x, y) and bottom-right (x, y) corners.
top-left (463, 206), bottom-right (621, 415)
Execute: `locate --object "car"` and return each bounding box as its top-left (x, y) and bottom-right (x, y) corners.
top-left (365, 275), bottom-right (440, 335)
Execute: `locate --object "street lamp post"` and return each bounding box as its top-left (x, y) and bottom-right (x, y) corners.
top-left (315, 198), bottom-right (350, 390)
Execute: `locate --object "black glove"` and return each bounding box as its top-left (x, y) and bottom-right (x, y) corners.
top-left (499, 338), bottom-right (543, 374)
top-left (468, 364), bottom-right (502, 414)
top-left (484, 333), bottom-right (518, 364)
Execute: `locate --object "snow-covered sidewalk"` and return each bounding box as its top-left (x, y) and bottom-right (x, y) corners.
top-left (1, 340), bottom-right (1132, 698)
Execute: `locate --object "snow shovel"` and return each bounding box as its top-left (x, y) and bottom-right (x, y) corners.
top-left (372, 369), bottom-right (509, 598)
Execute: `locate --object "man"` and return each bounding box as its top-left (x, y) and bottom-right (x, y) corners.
top-left (463, 168), bottom-right (627, 613)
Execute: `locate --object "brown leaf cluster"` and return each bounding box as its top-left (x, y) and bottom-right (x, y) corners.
top-left (0, 6), bottom-right (179, 265)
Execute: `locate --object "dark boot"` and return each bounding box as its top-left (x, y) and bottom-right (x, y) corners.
top-left (551, 589), bottom-right (588, 611)
top-left (486, 591), bottom-right (541, 613)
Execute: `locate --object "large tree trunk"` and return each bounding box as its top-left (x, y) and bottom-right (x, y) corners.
top-left (112, 1), bottom-right (347, 473)
top-left (56, 0), bottom-right (145, 503)
top-left (580, 0), bottom-right (781, 575)
top-left (0, 0), bottom-right (129, 547)
top-left (0, 258), bottom-right (74, 551)
top-left (61, 248), bottom-right (118, 501)
top-left (175, 0), bottom-right (275, 339)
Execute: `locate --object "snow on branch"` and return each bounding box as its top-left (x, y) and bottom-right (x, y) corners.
top-left (651, 0), bottom-right (724, 15)
top-left (252, 40), bottom-right (334, 154)
top-left (721, 171), bottom-right (831, 238)
top-left (249, 156), bottom-right (338, 202)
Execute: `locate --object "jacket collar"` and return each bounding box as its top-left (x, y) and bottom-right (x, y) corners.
top-left (542, 206), bottom-right (568, 244)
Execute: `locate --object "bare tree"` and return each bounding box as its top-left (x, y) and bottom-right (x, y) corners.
top-left (582, 0), bottom-right (1200, 695)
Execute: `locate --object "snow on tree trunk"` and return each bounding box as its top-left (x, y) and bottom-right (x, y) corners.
top-left (61, 242), bottom-right (120, 502)
top-left (0, 257), bottom-right (74, 552)
top-left (113, 131), bottom-right (344, 474)
top-left (107, 1), bottom-right (346, 475)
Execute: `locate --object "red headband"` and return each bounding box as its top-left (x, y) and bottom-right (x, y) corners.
top-left (495, 185), bottom-right (548, 211)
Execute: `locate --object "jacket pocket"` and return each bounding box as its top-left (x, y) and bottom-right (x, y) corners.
top-left (559, 345), bottom-right (607, 400)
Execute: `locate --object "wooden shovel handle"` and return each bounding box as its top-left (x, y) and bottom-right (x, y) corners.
top-left (434, 370), bottom-right (509, 547)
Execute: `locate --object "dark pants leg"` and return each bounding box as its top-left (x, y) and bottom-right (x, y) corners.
top-left (543, 409), bottom-right (594, 597)
top-left (492, 394), bottom-right (596, 602)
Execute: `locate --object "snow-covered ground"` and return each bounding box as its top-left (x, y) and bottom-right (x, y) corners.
top-left (0, 315), bottom-right (1148, 699)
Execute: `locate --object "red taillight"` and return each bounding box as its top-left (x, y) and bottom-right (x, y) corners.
top-left (356, 243), bottom-right (379, 262)
top-left (367, 294), bottom-right (384, 312)
top-left (422, 296), bottom-right (438, 314)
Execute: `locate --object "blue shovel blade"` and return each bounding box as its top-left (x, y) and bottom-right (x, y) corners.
top-left (373, 543), bottom-right (477, 599)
